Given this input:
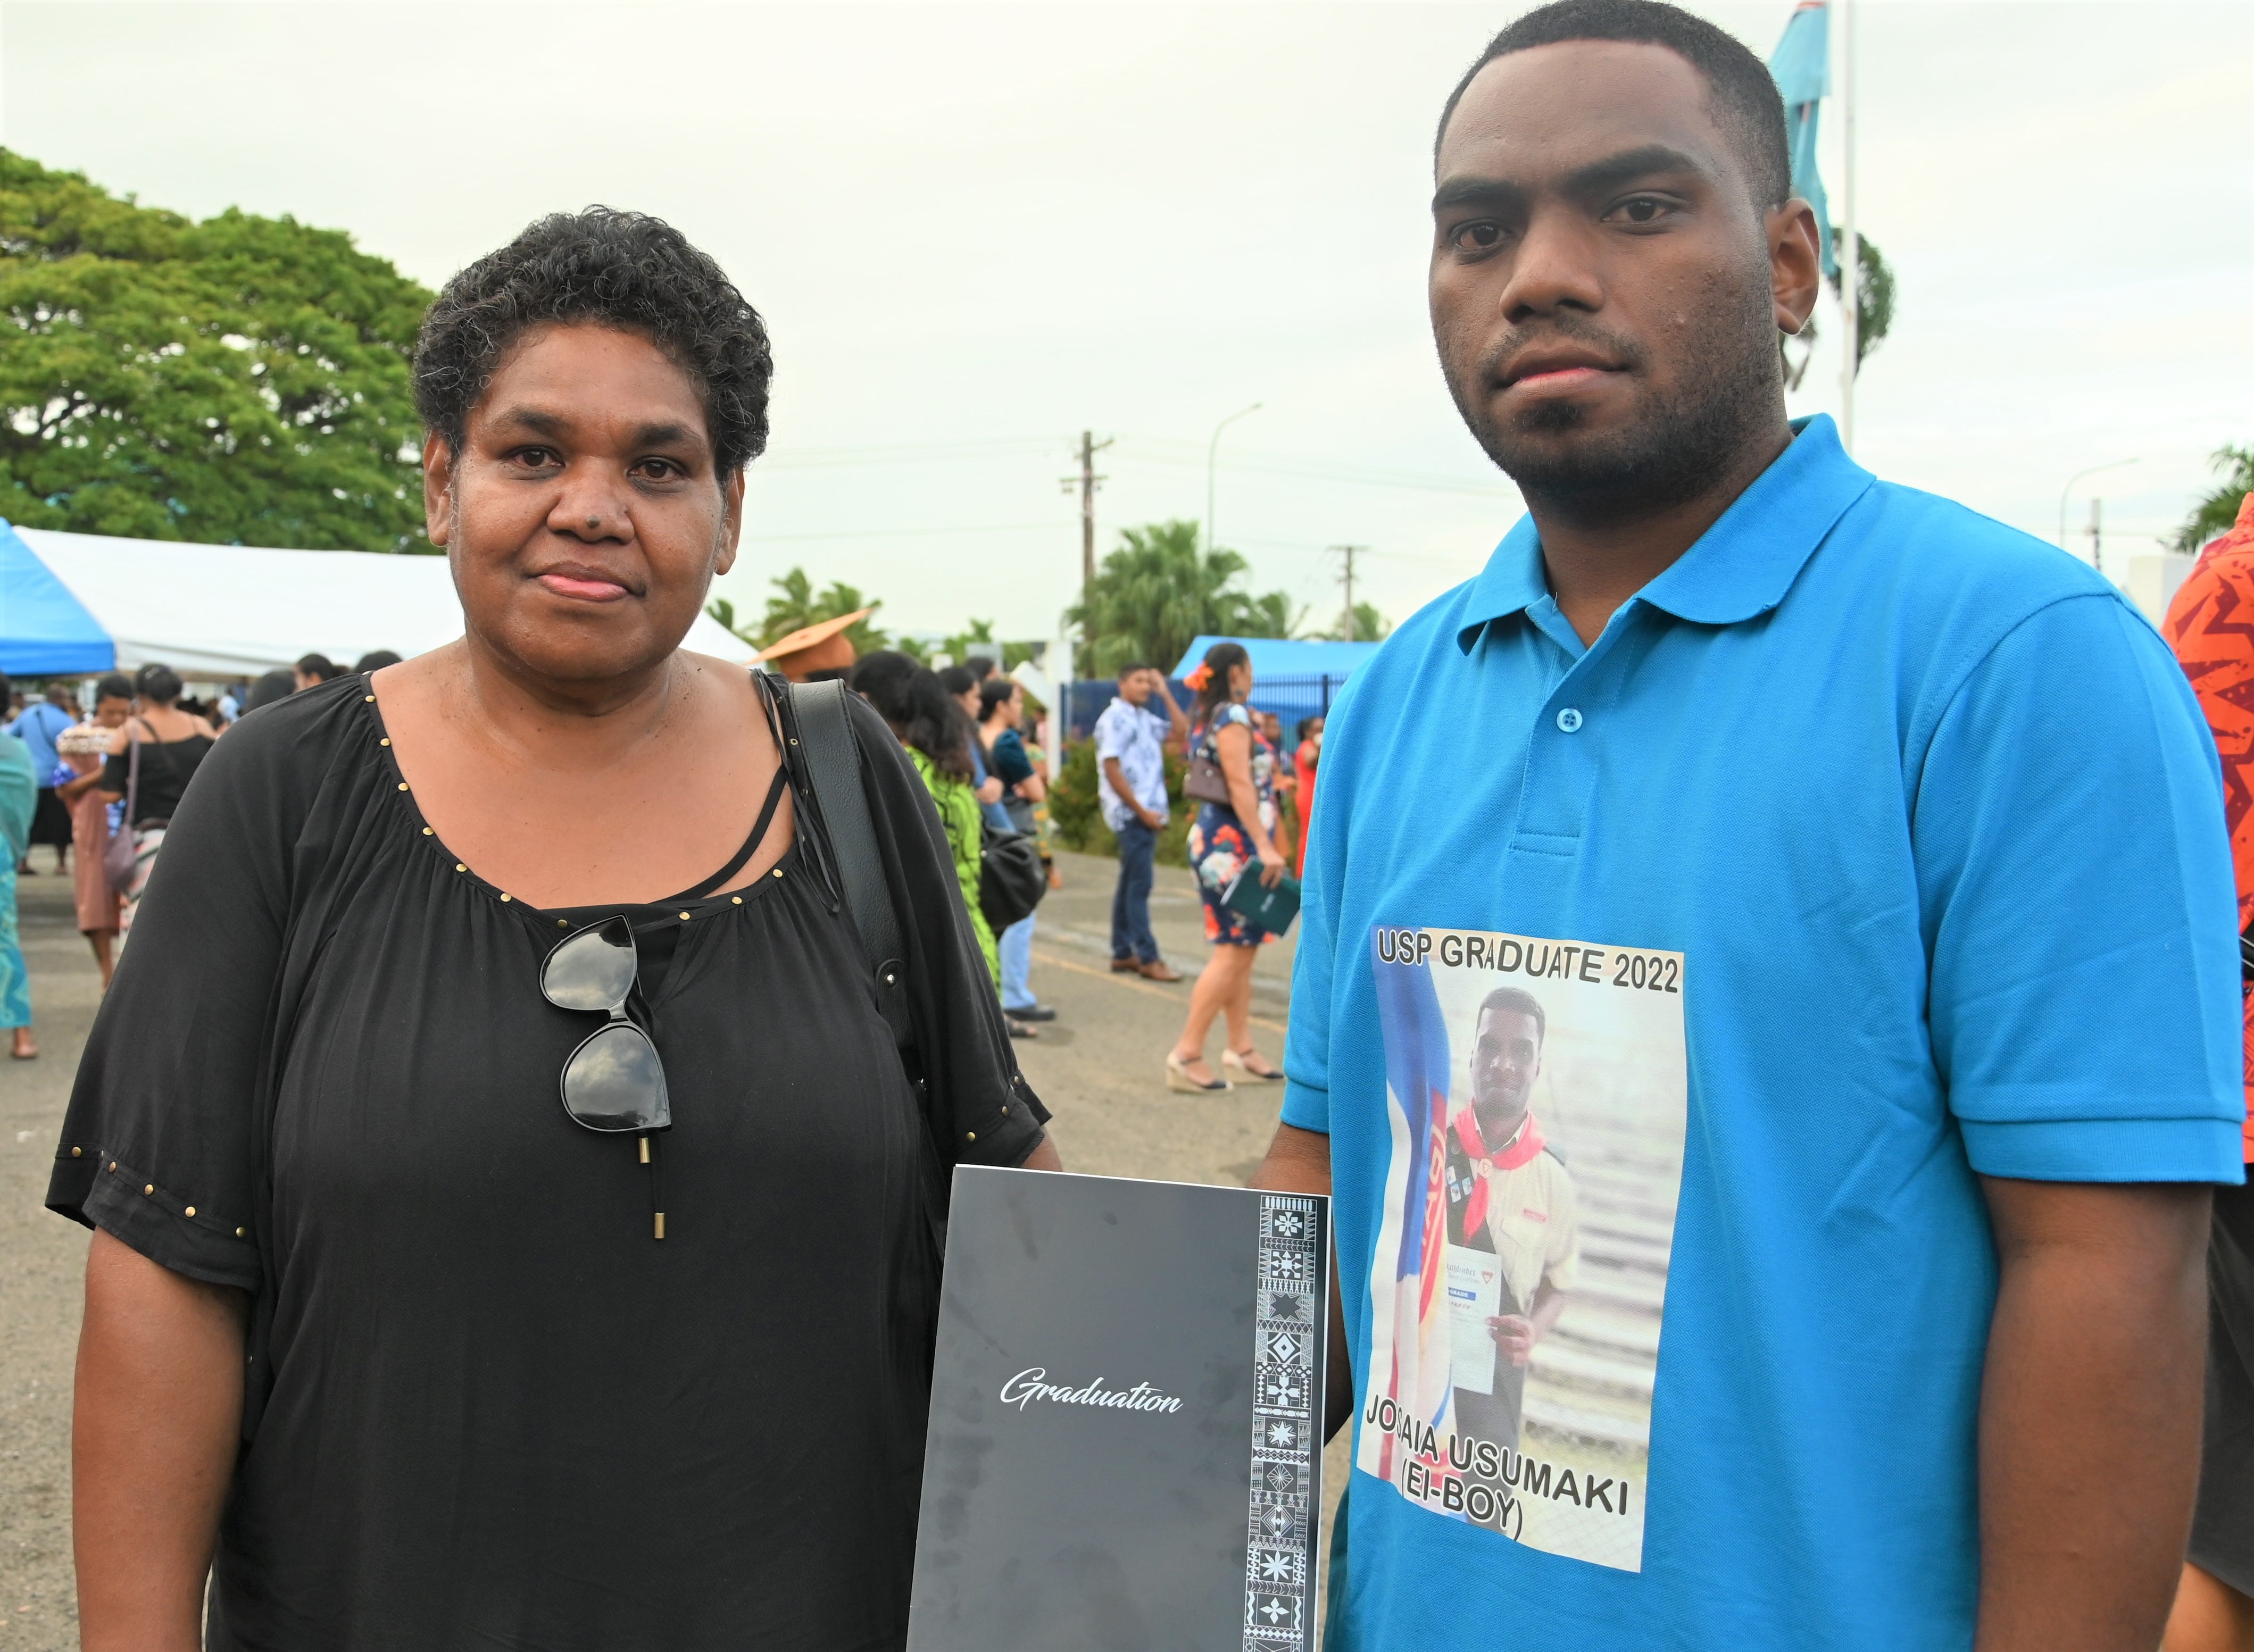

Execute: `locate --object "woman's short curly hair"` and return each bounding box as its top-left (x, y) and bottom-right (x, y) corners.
top-left (412, 207), bottom-right (773, 474)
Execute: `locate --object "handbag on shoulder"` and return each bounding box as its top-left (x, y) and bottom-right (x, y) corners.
top-left (1182, 720), bottom-right (1233, 806)
top-left (101, 730), bottom-right (139, 895)
top-left (978, 822), bottom-right (1046, 933)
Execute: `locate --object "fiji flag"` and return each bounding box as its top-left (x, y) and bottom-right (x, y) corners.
top-left (1769, 0), bottom-right (1838, 281)
top-left (1372, 939), bottom-right (1455, 1471)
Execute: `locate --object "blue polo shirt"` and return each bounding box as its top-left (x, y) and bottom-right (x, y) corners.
top-left (1286, 417), bottom-right (2243, 1651)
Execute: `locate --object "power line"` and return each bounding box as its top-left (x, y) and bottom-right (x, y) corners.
top-left (741, 520), bottom-right (1064, 544)
top-left (1113, 433), bottom-right (1517, 499)
top-left (752, 436), bottom-right (1062, 470)
top-left (754, 429), bottom-right (1518, 500)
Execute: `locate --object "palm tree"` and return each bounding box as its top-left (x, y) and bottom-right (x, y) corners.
top-left (1066, 520), bottom-right (1300, 677)
top-left (740, 566), bottom-right (889, 653)
top-left (2175, 445), bottom-right (2254, 553)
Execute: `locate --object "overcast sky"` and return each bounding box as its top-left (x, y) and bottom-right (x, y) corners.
top-left (6, 1), bottom-right (2249, 644)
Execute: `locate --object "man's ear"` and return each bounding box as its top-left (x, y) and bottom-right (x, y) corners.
top-left (422, 431), bottom-right (456, 548)
top-left (1769, 197), bottom-right (1824, 337)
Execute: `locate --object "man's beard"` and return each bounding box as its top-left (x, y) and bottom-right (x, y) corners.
top-left (1446, 278), bottom-right (1784, 521)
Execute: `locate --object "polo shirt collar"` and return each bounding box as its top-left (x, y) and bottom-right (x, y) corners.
top-left (1455, 414), bottom-right (1874, 652)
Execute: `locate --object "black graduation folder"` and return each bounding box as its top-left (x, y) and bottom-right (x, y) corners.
top-left (908, 1166), bottom-right (1331, 1652)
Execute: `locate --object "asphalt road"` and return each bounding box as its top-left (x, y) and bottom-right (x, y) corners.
top-left (0, 866), bottom-right (102, 1649)
top-left (0, 848), bottom-right (1345, 1647)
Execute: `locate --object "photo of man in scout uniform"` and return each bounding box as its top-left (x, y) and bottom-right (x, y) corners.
top-left (1445, 985), bottom-right (1578, 1484)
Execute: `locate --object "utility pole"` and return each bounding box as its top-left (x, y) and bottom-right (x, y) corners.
top-left (1061, 430), bottom-right (1111, 672)
top-left (2088, 497), bottom-right (2103, 578)
top-left (1067, 430), bottom-right (1112, 602)
top-left (1836, 0), bottom-right (1859, 453)
top-left (1330, 545), bottom-right (1367, 639)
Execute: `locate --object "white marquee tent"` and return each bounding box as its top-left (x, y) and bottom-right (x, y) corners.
top-left (16, 527), bottom-right (754, 678)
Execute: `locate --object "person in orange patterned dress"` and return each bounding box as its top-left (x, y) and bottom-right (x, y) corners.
top-left (2164, 489), bottom-right (2254, 1651)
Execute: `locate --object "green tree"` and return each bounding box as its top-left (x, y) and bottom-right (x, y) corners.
top-left (941, 617), bottom-right (997, 664)
top-left (1341, 600), bottom-right (1392, 641)
top-left (1781, 231), bottom-right (1897, 390)
top-left (897, 621), bottom-right (1044, 671)
top-left (1065, 519), bottom-right (1299, 677)
top-left (0, 149), bottom-right (434, 549)
top-left (754, 566), bottom-right (889, 653)
top-left (2174, 445), bottom-right (2254, 553)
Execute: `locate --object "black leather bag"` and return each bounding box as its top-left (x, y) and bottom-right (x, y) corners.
top-left (978, 822), bottom-right (1046, 933)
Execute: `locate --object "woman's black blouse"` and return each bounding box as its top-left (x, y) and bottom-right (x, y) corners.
top-left (48, 676), bottom-right (1048, 1651)
top-left (99, 729), bottom-right (214, 827)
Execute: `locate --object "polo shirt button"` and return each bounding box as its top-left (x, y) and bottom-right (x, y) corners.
top-left (1556, 707), bottom-right (1584, 733)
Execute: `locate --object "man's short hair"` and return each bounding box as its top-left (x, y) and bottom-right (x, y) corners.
top-left (1117, 662), bottom-right (1153, 681)
top-left (1435, 0), bottom-right (1791, 211)
top-left (1476, 984), bottom-right (1548, 1047)
top-left (413, 207), bottom-right (775, 475)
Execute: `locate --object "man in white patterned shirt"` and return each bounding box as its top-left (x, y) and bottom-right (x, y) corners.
top-left (1094, 664), bottom-right (1187, 980)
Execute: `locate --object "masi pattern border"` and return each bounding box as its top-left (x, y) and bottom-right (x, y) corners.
top-left (1243, 1194), bottom-right (1323, 1652)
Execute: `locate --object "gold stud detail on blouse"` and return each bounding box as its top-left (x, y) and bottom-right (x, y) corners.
top-left (772, 868), bottom-right (783, 879)
top-left (557, 919), bottom-right (569, 928)
top-left (143, 1184), bottom-right (154, 1195)
top-left (236, 1227), bottom-right (246, 1238)
top-left (397, 782), bottom-right (409, 792)
top-left (731, 896), bottom-right (743, 905)
top-left (364, 694), bottom-right (375, 703)
top-left (70, 1146), bottom-right (81, 1157)
top-left (185, 1206), bottom-right (196, 1217)
top-left (422, 827), bottom-right (433, 836)
top-left (454, 863), bottom-right (466, 873)
top-left (679, 912), bottom-right (691, 921)
top-left (500, 894), bottom-right (512, 903)
top-left (107, 1161), bottom-right (117, 1172)
top-left (966, 1132), bottom-right (977, 1142)
top-left (379, 737), bottom-right (391, 747)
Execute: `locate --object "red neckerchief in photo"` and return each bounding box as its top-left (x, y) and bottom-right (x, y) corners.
top-left (1451, 1106), bottom-right (1546, 1236)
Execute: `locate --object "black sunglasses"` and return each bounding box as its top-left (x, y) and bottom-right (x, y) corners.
top-left (541, 916), bottom-right (671, 1236)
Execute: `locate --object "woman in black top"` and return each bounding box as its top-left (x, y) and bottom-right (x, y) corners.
top-left (52, 209), bottom-right (1055, 1652)
top-left (95, 661), bottom-right (216, 953)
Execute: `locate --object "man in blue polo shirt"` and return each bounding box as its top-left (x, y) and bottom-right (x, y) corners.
top-left (1252, 4), bottom-right (2243, 1648)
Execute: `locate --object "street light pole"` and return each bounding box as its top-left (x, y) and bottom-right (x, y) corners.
top-left (2058, 457), bottom-right (2137, 565)
top-left (1836, 0), bottom-right (1858, 453)
top-left (1205, 403), bottom-right (1262, 554)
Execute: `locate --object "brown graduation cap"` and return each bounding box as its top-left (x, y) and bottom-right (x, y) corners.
top-left (753, 609), bottom-right (871, 682)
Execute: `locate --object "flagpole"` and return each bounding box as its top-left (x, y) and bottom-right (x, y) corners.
top-left (1836, 0), bottom-right (1858, 453)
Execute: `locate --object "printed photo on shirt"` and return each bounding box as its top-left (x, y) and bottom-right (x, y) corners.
top-left (1359, 925), bottom-right (1687, 1573)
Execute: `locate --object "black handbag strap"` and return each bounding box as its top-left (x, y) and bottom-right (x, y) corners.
top-left (780, 678), bottom-right (912, 1045)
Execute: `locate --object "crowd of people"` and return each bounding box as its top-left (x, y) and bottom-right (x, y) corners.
top-left (18, 3), bottom-right (2254, 1647)
top-left (0, 647), bottom-right (404, 1059)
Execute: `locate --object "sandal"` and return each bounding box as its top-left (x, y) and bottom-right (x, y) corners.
top-left (1166, 1052), bottom-right (1232, 1092)
top-left (1223, 1048), bottom-right (1283, 1082)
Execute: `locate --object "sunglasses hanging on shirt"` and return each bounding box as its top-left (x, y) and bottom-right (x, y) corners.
top-left (540, 915), bottom-right (671, 1238)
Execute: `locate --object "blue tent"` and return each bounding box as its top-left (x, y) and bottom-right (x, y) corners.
top-left (1168, 636), bottom-right (1382, 681)
top-left (0, 520), bottom-right (113, 674)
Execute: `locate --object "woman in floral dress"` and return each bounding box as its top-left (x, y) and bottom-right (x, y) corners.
top-left (1167, 641), bottom-right (1286, 1091)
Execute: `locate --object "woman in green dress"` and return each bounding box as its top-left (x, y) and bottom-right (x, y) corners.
top-left (850, 652), bottom-right (1000, 988)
